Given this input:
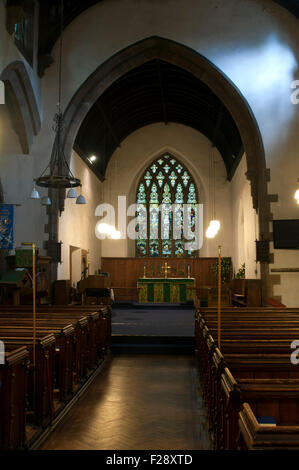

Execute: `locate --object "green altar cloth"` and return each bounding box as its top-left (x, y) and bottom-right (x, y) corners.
top-left (137, 277), bottom-right (195, 303)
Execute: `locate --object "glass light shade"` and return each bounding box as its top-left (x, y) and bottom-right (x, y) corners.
top-left (210, 220), bottom-right (220, 233)
top-left (76, 194), bottom-right (86, 205)
top-left (105, 225), bottom-right (115, 236)
top-left (111, 230), bottom-right (121, 239)
top-left (295, 189), bottom-right (299, 201)
top-left (206, 226), bottom-right (216, 239)
top-left (97, 223), bottom-right (109, 234)
top-left (41, 196), bottom-right (51, 206)
top-left (67, 188), bottom-right (77, 198)
top-left (30, 186), bottom-right (40, 199)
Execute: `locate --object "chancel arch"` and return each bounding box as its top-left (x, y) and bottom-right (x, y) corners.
top-left (50, 36), bottom-right (270, 297)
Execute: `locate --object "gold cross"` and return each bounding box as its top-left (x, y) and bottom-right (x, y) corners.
top-left (162, 262), bottom-right (172, 279)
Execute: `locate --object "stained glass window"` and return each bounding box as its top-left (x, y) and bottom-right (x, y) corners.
top-left (144, 171), bottom-right (152, 187)
top-left (136, 154), bottom-right (199, 257)
top-left (157, 171), bottom-right (165, 188)
top-left (169, 171), bottom-right (177, 187)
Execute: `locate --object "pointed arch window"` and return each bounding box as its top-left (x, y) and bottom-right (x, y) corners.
top-left (136, 154), bottom-right (199, 258)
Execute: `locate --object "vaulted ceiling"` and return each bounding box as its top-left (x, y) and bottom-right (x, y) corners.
top-left (74, 59), bottom-right (243, 181)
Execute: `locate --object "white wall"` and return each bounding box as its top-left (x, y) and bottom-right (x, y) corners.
top-left (70, 246), bottom-right (82, 288)
top-left (57, 151), bottom-right (102, 280)
top-left (231, 154), bottom-right (260, 279)
top-left (100, 123), bottom-right (232, 258)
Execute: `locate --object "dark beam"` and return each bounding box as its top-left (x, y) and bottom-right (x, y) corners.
top-left (211, 102), bottom-right (224, 146)
top-left (156, 59), bottom-right (168, 124)
top-left (95, 101), bottom-right (120, 149)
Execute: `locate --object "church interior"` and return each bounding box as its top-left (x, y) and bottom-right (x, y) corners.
top-left (1, 0), bottom-right (299, 452)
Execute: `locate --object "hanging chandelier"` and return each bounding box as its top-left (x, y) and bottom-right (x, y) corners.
top-left (35, 111), bottom-right (81, 190)
top-left (31, 0), bottom-right (85, 204)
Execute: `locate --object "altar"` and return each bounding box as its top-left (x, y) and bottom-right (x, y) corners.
top-left (137, 277), bottom-right (195, 303)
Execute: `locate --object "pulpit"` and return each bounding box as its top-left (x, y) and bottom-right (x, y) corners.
top-left (137, 277), bottom-right (195, 303)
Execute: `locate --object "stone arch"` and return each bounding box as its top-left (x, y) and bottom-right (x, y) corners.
top-left (0, 60), bottom-right (41, 153)
top-left (52, 36), bottom-right (271, 297)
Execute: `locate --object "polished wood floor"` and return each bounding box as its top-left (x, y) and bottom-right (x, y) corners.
top-left (41, 354), bottom-right (210, 450)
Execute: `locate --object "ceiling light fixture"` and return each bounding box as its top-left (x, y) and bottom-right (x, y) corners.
top-left (89, 155), bottom-right (97, 164)
top-left (76, 186), bottom-right (86, 205)
top-left (30, 185), bottom-right (40, 200)
top-left (41, 196), bottom-right (51, 206)
top-left (67, 188), bottom-right (77, 199)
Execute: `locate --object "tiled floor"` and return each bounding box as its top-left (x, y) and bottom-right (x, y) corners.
top-left (41, 354), bottom-right (210, 450)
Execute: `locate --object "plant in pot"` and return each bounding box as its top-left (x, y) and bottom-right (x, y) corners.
top-left (210, 257), bottom-right (232, 284)
top-left (235, 263), bottom-right (245, 279)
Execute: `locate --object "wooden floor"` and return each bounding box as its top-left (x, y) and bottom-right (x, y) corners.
top-left (41, 354), bottom-right (210, 450)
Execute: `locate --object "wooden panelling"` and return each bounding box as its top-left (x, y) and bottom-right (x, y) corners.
top-left (102, 257), bottom-right (221, 293)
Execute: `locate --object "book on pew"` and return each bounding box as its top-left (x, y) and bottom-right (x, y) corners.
top-left (257, 416), bottom-right (276, 426)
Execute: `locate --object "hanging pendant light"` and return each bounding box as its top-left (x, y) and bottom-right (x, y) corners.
top-left (76, 194), bottom-right (86, 205)
top-left (76, 186), bottom-right (86, 205)
top-left (30, 185), bottom-right (40, 199)
top-left (67, 188), bottom-right (77, 198)
top-left (210, 219), bottom-right (220, 234)
top-left (41, 196), bottom-right (51, 206)
top-left (33, 0), bottom-right (82, 194)
top-left (206, 226), bottom-right (216, 239)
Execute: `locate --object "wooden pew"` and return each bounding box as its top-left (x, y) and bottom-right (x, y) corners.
top-left (0, 330), bottom-right (56, 429)
top-left (0, 312), bottom-right (92, 383)
top-left (218, 369), bottom-right (299, 449)
top-left (0, 314), bottom-right (89, 428)
top-left (0, 320), bottom-right (74, 401)
top-left (238, 403), bottom-right (299, 450)
top-left (195, 306), bottom-right (299, 449)
top-left (0, 346), bottom-right (29, 450)
top-left (0, 305), bottom-right (112, 362)
top-left (0, 305), bottom-right (112, 449)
